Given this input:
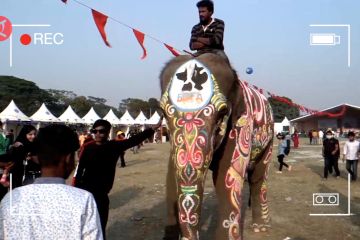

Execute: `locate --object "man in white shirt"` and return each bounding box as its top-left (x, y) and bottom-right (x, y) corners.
top-left (343, 131), bottom-right (360, 181)
top-left (318, 130), bottom-right (324, 145)
top-left (0, 125), bottom-right (103, 240)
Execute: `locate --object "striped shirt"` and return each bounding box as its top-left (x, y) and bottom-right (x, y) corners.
top-left (189, 18), bottom-right (225, 51)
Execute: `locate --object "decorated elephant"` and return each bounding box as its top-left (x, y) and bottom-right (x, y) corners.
top-left (160, 53), bottom-right (274, 240)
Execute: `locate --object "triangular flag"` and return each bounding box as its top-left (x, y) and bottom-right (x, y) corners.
top-left (133, 29), bottom-right (147, 59)
top-left (91, 9), bottom-right (111, 47)
top-left (164, 43), bottom-right (180, 57)
top-left (61, 0), bottom-right (67, 3)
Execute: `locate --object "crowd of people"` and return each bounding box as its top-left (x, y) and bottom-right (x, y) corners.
top-left (323, 130), bottom-right (360, 181)
top-left (308, 129), bottom-right (324, 145)
top-left (276, 128), bottom-right (360, 181)
top-left (0, 117), bottom-right (162, 239)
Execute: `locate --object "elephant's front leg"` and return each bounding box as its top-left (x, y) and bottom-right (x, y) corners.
top-left (163, 156), bottom-right (181, 240)
top-left (249, 143), bottom-right (272, 232)
top-left (214, 159), bottom-right (246, 240)
top-left (177, 170), bottom-right (207, 240)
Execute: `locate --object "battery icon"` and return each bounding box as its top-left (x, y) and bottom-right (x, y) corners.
top-left (310, 33), bottom-right (341, 46)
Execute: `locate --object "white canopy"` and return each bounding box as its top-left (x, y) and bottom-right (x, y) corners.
top-left (82, 107), bottom-right (101, 125)
top-left (119, 110), bottom-right (135, 125)
top-left (274, 117), bottom-right (290, 134)
top-left (103, 109), bottom-right (121, 125)
top-left (30, 103), bottom-right (60, 122)
top-left (58, 106), bottom-right (84, 124)
top-left (147, 111), bottom-right (161, 125)
top-left (162, 117), bottom-right (167, 127)
top-left (134, 111), bottom-right (148, 125)
top-left (0, 100), bottom-right (30, 122)
top-left (281, 117), bottom-right (290, 125)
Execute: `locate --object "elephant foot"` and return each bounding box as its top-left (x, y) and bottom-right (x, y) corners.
top-left (251, 223), bottom-right (270, 233)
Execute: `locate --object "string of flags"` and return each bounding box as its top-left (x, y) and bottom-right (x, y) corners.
top-left (59, 0), bottom-right (344, 119)
top-left (60, 0), bottom-right (180, 57)
top-left (243, 81), bottom-right (347, 118)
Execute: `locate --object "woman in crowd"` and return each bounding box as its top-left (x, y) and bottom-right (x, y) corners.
top-left (0, 125), bottom-right (39, 188)
top-left (292, 130), bottom-right (300, 148)
top-left (277, 133), bottom-right (292, 173)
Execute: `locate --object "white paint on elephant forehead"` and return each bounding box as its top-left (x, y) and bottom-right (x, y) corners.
top-left (169, 59), bottom-right (213, 112)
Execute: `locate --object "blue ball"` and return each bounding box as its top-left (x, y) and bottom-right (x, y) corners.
top-left (246, 67), bottom-right (253, 74)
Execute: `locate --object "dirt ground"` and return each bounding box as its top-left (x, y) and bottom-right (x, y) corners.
top-left (105, 139), bottom-right (360, 240)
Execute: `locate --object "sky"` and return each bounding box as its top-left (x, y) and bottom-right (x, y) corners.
top-left (1, 0), bottom-right (359, 111)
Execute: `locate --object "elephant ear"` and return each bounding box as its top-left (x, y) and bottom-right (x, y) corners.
top-left (228, 77), bottom-right (246, 129)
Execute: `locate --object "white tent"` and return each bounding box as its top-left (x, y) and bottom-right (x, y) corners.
top-left (119, 110), bottom-right (135, 125)
top-left (274, 117), bottom-right (290, 134)
top-left (134, 111), bottom-right (148, 125)
top-left (30, 103), bottom-right (60, 122)
top-left (103, 109), bottom-right (121, 125)
top-left (147, 111), bottom-right (161, 125)
top-left (0, 100), bottom-right (30, 122)
top-left (82, 107), bottom-right (101, 125)
top-left (58, 106), bottom-right (84, 124)
top-left (162, 117), bottom-right (167, 127)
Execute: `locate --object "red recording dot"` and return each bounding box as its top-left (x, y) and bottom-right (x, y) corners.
top-left (20, 34), bottom-right (32, 45)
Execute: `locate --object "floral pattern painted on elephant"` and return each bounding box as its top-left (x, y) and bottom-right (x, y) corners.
top-left (161, 59), bottom-right (228, 239)
top-left (223, 81), bottom-right (274, 239)
top-left (160, 55), bottom-right (274, 240)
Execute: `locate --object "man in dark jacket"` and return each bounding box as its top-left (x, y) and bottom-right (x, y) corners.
top-left (74, 119), bottom-right (161, 239)
top-left (322, 130), bottom-right (340, 179)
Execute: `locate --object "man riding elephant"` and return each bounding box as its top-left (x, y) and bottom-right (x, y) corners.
top-left (189, 0), bottom-right (230, 64)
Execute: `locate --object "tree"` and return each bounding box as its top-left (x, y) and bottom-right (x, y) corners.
top-left (268, 96), bottom-right (300, 122)
top-left (71, 96), bottom-right (92, 117)
top-left (118, 98), bottom-right (161, 119)
top-left (88, 96), bottom-right (107, 105)
top-left (0, 76), bottom-right (120, 118)
top-left (148, 98), bottom-right (162, 116)
top-left (46, 89), bottom-right (77, 116)
top-left (46, 91), bottom-right (120, 118)
top-left (87, 96), bottom-right (116, 117)
top-left (0, 76), bottom-right (57, 116)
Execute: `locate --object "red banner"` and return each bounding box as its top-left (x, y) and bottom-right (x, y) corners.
top-left (91, 9), bottom-right (111, 47)
top-left (164, 43), bottom-right (180, 57)
top-left (133, 29), bottom-right (147, 59)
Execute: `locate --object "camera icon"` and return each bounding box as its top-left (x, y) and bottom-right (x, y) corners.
top-left (313, 193), bottom-right (339, 206)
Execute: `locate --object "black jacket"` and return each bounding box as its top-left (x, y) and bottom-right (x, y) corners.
top-left (75, 128), bottom-right (154, 194)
